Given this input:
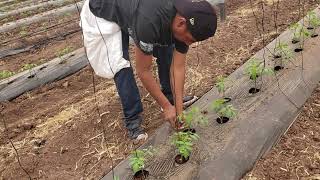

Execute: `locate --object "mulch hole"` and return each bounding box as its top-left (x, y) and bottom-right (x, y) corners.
top-left (294, 48), bottom-right (303, 52)
top-left (250, 75), bottom-right (259, 80)
top-left (183, 128), bottom-right (196, 133)
top-left (311, 34), bottom-right (318, 38)
top-left (223, 97), bottom-right (232, 103)
top-left (274, 55), bottom-right (282, 59)
top-left (7, 80), bottom-right (15, 85)
top-left (175, 154), bottom-right (189, 164)
top-left (134, 170), bottom-right (149, 180)
top-left (292, 39), bottom-right (300, 44)
top-left (216, 117), bottom-right (230, 124)
top-left (27, 74), bottom-right (35, 79)
top-left (39, 66), bottom-right (47, 70)
top-left (249, 88), bottom-right (260, 94)
top-left (307, 26), bottom-right (314, 30)
top-left (274, 66), bottom-right (284, 71)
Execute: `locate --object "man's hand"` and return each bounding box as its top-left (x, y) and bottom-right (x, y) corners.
top-left (162, 104), bottom-right (177, 127)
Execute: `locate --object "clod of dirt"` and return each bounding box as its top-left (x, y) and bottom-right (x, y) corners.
top-left (313, 133), bottom-right (320, 142)
top-left (274, 66), bottom-right (284, 71)
top-left (134, 170), bottom-right (149, 180)
top-left (294, 48), bottom-right (303, 52)
top-left (216, 117), bottom-right (230, 124)
top-left (33, 139), bottom-right (46, 147)
top-left (19, 123), bottom-right (35, 130)
top-left (183, 128), bottom-right (196, 133)
top-left (249, 88), bottom-right (260, 94)
top-left (60, 147), bottom-right (68, 154)
top-left (175, 154), bottom-right (189, 164)
top-left (62, 81), bottom-right (69, 87)
top-left (311, 33), bottom-right (319, 38)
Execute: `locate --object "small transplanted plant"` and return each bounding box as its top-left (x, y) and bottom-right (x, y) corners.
top-left (129, 147), bottom-right (154, 179)
top-left (57, 47), bottom-right (73, 58)
top-left (211, 98), bottom-right (237, 124)
top-left (215, 75), bottom-right (231, 103)
top-left (178, 106), bottom-right (208, 133)
top-left (273, 42), bottom-right (293, 71)
top-left (290, 23), bottom-right (310, 52)
top-left (306, 11), bottom-right (320, 37)
top-left (244, 58), bottom-right (274, 94)
top-left (19, 63), bottom-right (37, 72)
top-left (171, 131), bottom-right (199, 164)
top-left (0, 70), bottom-right (15, 80)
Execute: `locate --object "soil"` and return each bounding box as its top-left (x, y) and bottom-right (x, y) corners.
top-left (249, 88), bottom-right (261, 94)
top-left (0, 0), bottom-right (319, 179)
top-left (216, 117), bottom-right (230, 124)
top-left (134, 170), bottom-right (149, 180)
top-left (174, 154), bottom-right (189, 164)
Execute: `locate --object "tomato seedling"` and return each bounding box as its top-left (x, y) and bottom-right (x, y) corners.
top-left (211, 98), bottom-right (237, 124)
top-left (171, 131), bottom-right (200, 164)
top-left (129, 147), bottom-right (155, 178)
top-left (245, 58), bottom-right (274, 91)
top-left (178, 106), bottom-right (208, 131)
top-left (290, 23), bottom-right (310, 44)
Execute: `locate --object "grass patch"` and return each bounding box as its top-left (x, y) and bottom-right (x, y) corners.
top-left (0, 70), bottom-right (15, 79)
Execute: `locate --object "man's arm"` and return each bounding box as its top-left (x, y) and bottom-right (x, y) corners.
top-left (170, 50), bottom-right (186, 116)
top-left (135, 46), bottom-right (176, 126)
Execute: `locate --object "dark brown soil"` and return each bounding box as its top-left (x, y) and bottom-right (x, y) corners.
top-left (0, 0), bottom-right (319, 179)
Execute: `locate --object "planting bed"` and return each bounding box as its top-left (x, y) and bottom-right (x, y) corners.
top-left (1, 0), bottom-right (320, 179)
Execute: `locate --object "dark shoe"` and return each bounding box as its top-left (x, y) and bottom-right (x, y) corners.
top-left (183, 95), bottom-right (198, 108)
top-left (128, 127), bottom-right (148, 144)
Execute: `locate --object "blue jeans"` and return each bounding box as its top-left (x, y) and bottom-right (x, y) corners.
top-left (114, 32), bottom-right (174, 131)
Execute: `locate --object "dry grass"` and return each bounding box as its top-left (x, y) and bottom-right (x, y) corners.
top-left (34, 105), bottom-right (80, 138)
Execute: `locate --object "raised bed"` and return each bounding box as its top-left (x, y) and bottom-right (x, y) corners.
top-left (0, 1), bottom-right (83, 33)
top-left (0, 0), bottom-right (73, 20)
top-left (0, 0), bottom-right (50, 11)
top-left (102, 7), bottom-right (320, 180)
top-left (0, 48), bottom-right (88, 101)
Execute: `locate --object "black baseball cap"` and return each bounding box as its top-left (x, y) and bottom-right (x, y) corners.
top-left (174, 0), bottom-right (217, 41)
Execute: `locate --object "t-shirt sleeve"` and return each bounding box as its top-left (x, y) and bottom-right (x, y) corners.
top-left (174, 38), bottom-right (189, 54)
top-left (134, 16), bottom-right (158, 55)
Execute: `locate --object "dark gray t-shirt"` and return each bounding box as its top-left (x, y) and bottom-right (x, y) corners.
top-left (89, 0), bottom-right (189, 55)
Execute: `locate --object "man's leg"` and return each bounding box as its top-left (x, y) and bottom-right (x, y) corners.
top-left (153, 45), bottom-right (175, 104)
top-left (113, 32), bottom-right (146, 139)
top-left (153, 45), bottom-right (198, 107)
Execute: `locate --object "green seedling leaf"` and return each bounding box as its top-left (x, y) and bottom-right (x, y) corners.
top-left (171, 131), bottom-right (199, 159)
top-left (274, 42), bottom-right (293, 60)
top-left (245, 58), bottom-right (274, 81)
top-left (20, 63), bottom-right (37, 72)
top-left (210, 99), bottom-right (225, 112)
top-left (210, 99), bottom-right (237, 119)
top-left (179, 106), bottom-right (208, 129)
top-left (215, 75), bottom-right (226, 95)
top-left (290, 23), bottom-right (311, 42)
top-left (57, 46), bottom-right (73, 58)
top-left (129, 147), bottom-right (155, 174)
top-left (0, 70), bottom-right (15, 79)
